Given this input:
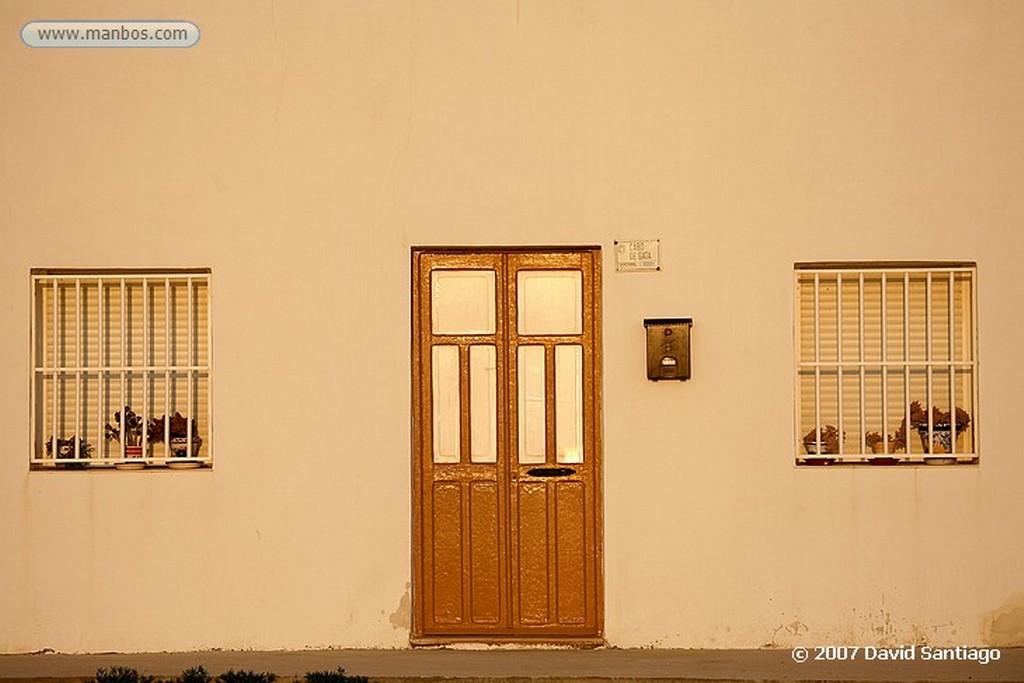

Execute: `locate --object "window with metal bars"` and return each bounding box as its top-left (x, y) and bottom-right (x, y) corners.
top-left (795, 263), bottom-right (978, 465)
top-left (30, 269), bottom-right (212, 470)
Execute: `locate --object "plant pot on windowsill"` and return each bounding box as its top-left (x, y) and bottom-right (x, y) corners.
top-left (46, 436), bottom-right (94, 469)
top-left (918, 425), bottom-right (963, 465)
top-left (106, 406), bottom-right (147, 468)
top-left (802, 442), bottom-right (836, 465)
top-left (916, 424), bottom-right (965, 455)
top-left (867, 436), bottom-right (903, 465)
top-left (802, 425), bottom-right (841, 465)
top-left (150, 412), bottom-right (203, 467)
top-left (169, 436), bottom-right (203, 457)
top-left (911, 404), bottom-right (970, 464)
top-left (115, 444), bottom-right (146, 469)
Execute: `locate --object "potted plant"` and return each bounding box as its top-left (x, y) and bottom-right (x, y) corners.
top-left (45, 436), bottom-right (94, 469)
top-left (865, 430), bottom-right (901, 465)
top-left (802, 424), bottom-right (842, 464)
top-left (148, 411), bottom-right (202, 459)
top-left (915, 404), bottom-right (971, 455)
top-left (865, 431), bottom-right (884, 453)
top-left (105, 406), bottom-right (146, 460)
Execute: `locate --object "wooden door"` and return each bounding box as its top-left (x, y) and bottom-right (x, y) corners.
top-left (412, 247), bottom-right (602, 643)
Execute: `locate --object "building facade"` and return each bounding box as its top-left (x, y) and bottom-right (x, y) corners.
top-left (2, 1), bottom-right (1023, 653)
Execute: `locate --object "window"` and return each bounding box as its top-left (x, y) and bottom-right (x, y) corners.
top-left (31, 269), bottom-right (212, 470)
top-left (795, 263), bottom-right (977, 465)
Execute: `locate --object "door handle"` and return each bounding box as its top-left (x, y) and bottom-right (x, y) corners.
top-left (526, 467), bottom-right (576, 477)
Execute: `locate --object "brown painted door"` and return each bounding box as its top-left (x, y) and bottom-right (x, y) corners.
top-left (412, 248), bottom-right (602, 642)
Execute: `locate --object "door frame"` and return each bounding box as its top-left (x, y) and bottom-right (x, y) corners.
top-left (410, 245), bottom-right (604, 646)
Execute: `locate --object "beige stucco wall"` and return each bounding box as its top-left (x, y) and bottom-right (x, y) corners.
top-left (2, 0), bottom-right (1023, 653)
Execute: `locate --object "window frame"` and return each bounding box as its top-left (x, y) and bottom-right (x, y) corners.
top-left (29, 268), bottom-right (213, 471)
top-left (794, 261), bottom-right (979, 466)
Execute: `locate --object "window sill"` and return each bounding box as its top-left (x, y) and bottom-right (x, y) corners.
top-left (796, 455), bottom-right (978, 467)
top-left (31, 459), bottom-right (212, 471)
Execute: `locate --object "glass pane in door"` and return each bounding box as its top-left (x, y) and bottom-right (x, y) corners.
top-left (555, 345), bottom-right (583, 463)
top-left (517, 345), bottom-right (546, 463)
top-left (432, 345), bottom-right (460, 463)
top-left (432, 270), bottom-right (496, 335)
top-left (517, 271), bottom-right (582, 335)
top-left (470, 345), bottom-right (497, 463)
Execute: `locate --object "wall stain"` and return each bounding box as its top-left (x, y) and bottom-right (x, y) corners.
top-left (765, 623), bottom-right (786, 647)
top-left (786, 620), bottom-right (808, 636)
top-left (390, 582), bottom-right (411, 630)
top-left (873, 610), bottom-right (894, 636)
top-left (984, 594), bottom-right (1024, 647)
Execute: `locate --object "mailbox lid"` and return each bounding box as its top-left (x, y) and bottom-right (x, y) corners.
top-left (643, 317), bottom-right (693, 328)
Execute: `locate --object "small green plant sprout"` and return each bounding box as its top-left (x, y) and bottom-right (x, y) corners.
top-left (176, 666), bottom-right (212, 683)
top-left (305, 668), bottom-right (369, 683)
top-left (217, 670), bottom-right (277, 683)
top-left (92, 667), bottom-right (155, 683)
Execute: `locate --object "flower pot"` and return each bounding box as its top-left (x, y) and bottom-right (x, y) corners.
top-left (116, 445), bottom-right (145, 469)
top-left (169, 436), bottom-right (202, 458)
top-left (917, 424), bottom-right (964, 454)
top-left (803, 442), bottom-right (836, 465)
top-left (868, 441), bottom-right (901, 464)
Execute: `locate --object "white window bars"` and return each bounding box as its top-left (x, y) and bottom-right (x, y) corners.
top-left (795, 263), bottom-right (978, 465)
top-left (31, 269), bottom-right (212, 470)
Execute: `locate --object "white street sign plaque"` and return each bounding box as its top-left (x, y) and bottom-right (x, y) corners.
top-left (615, 239), bottom-right (661, 272)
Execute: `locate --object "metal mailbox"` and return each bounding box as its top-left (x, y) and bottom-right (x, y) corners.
top-left (644, 318), bottom-right (692, 381)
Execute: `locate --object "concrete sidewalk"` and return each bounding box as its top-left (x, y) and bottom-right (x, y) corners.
top-left (0, 648), bottom-right (1022, 683)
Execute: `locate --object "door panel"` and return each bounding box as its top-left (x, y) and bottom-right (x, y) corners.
top-left (469, 480), bottom-right (501, 623)
top-left (516, 481), bottom-right (551, 626)
top-left (413, 248), bottom-right (601, 642)
top-left (556, 481), bottom-right (587, 625)
top-left (431, 481), bottom-right (464, 624)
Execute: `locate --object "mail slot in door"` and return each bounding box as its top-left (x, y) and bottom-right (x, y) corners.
top-left (644, 318), bottom-right (692, 381)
